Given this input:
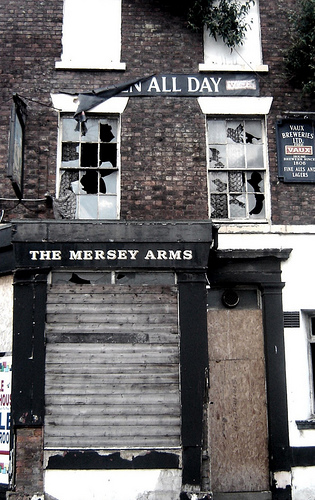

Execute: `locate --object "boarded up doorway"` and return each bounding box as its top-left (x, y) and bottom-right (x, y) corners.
top-left (207, 288), bottom-right (269, 494)
top-left (44, 271), bottom-right (181, 454)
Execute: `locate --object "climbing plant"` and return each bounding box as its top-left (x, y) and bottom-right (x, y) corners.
top-left (187, 0), bottom-right (255, 48)
top-left (284, 0), bottom-right (315, 96)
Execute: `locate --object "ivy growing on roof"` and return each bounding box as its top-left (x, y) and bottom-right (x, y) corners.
top-left (187, 0), bottom-right (255, 48)
top-left (284, 0), bottom-right (315, 96)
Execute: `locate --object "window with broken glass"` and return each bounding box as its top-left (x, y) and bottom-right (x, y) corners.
top-left (55, 115), bottom-right (119, 220)
top-left (207, 118), bottom-right (267, 220)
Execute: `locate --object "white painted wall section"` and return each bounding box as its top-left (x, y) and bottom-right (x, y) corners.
top-left (56, 0), bottom-right (126, 70)
top-left (44, 469), bottom-right (182, 500)
top-left (0, 275), bottom-right (13, 352)
top-left (217, 225), bottom-right (315, 448)
top-left (292, 467), bottom-right (315, 500)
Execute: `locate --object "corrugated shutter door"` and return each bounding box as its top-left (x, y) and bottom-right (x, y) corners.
top-left (44, 284), bottom-right (180, 450)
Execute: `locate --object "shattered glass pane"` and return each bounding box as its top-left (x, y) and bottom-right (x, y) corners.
top-left (81, 118), bottom-right (98, 142)
top-left (211, 194), bottom-right (228, 218)
top-left (229, 193), bottom-right (246, 218)
top-left (227, 144), bottom-right (245, 168)
top-left (62, 118), bottom-right (80, 141)
top-left (247, 171), bottom-right (264, 193)
top-left (229, 171), bottom-right (245, 192)
top-left (102, 171), bottom-right (117, 194)
top-left (209, 145), bottom-right (226, 168)
top-left (207, 120), bottom-right (226, 144)
top-left (100, 119), bottom-right (117, 141)
top-left (52, 272), bottom-right (112, 285)
top-left (99, 195), bottom-right (117, 219)
top-left (246, 144), bottom-right (264, 169)
top-left (207, 118), bottom-right (266, 220)
top-left (100, 143), bottom-right (117, 168)
top-left (79, 170), bottom-right (106, 194)
top-left (100, 123), bottom-right (115, 143)
top-left (247, 171), bottom-right (265, 217)
top-left (226, 121), bottom-right (245, 144)
top-left (248, 192), bottom-right (265, 217)
top-left (81, 143), bottom-right (98, 168)
top-left (59, 116), bottom-right (119, 220)
top-left (245, 120), bottom-right (262, 144)
top-left (209, 171), bottom-right (228, 193)
top-left (61, 142), bottom-right (79, 168)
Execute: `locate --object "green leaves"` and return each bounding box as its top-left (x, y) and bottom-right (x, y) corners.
top-left (284, 0), bottom-right (315, 96)
top-left (187, 0), bottom-right (255, 48)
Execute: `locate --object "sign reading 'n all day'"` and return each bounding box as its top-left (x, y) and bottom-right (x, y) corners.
top-left (276, 119), bottom-right (315, 182)
top-left (120, 73), bottom-right (259, 97)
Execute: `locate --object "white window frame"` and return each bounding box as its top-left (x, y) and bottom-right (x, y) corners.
top-left (198, 97), bottom-right (273, 223)
top-left (307, 315), bottom-right (315, 416)
top-left (199, 0), bottom-right (268, 72)
top-left (51, 94), bottom-right (129, 220)
top-left (55, 0), bottom-right (126, 70)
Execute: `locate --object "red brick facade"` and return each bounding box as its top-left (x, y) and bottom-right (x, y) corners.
top-left (0, 0), bottom-right (313, 224)
top-left (0, 1), bottom-right (314, 498)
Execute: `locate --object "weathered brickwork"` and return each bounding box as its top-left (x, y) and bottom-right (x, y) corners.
top-left (0, 0), bottom-right (314, 497)
top-left (259, 0), bottom-right (314, 224)
top-left (7, 427), bottom-right (43, 499)
top-left (0, 0), bottom-right (313, 224)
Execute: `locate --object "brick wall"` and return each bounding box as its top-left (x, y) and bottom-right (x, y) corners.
top-left (7, 427), bottom-right (44, 499)
top-left (0, 0), bottom-right (313, 224)
top-left (260, 0), bottom-right (314, 224)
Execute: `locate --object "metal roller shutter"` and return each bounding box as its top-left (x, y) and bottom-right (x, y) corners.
top-left (44, 283), bottom-right (181, 450)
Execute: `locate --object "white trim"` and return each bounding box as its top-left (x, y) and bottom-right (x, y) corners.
top-left (198, 96), bottom-right (273, 115)
top-left (55, 61), bottom-right (126, 71)
top-left (51, 94), bottom-right (129, 114)
top-left (199, 63), bottom-right (269, 73)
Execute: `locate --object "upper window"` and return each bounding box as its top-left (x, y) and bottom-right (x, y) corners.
top-left (199, 0), bottom-right (268, 72)
top-left (54, 115), bottom-right (120, 220)
top-left (55, 0), bottom-right (125, 70)
top-left (207, 117), bottom-right (268, 221)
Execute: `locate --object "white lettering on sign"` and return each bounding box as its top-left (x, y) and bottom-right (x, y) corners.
top-left (187, 76), bottom-right (221, 93)
top-left (28, 249), bottom-right (194, 262)
top-left (285, 145), bottom-right (313, 155)
top-left (226, 79), bottom-right (257, 90)
top-left (29, 250), bottom-right (62, 260)
top-left (144, 249), bottom-right (193, 260)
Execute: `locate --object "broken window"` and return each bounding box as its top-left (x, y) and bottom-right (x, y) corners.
top-left (55, 115), bottom-right (119, 220)
top-left (207, 118), bottom-right (267, 220)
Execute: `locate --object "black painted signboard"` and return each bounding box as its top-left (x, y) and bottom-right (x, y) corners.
top-left (7, 95), bottom-right (27, 199)
top-left (121, 73), bottom-right (259, 97)
top-left (277, 119), bottom-right (315, 182)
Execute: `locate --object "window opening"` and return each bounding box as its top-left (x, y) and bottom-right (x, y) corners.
top-left (207, 117), bottom-right (267, 220)
top-left (56, 0), bottom-right (125, 70)
top-left (200, 0), bottom-right (268, 72)
top-left (51, 271), bottom-right (175, 286)
top-left (55, 115), bottom-right (119, 220)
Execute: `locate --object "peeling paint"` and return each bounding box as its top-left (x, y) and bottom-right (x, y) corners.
top-left (273, 470), bottom-right (292, 489)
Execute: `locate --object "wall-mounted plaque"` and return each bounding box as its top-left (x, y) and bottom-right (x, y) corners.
top-left (7, 94), bottom-right (27, 199)
top-left (276, 118), bottom-right (315, 182)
